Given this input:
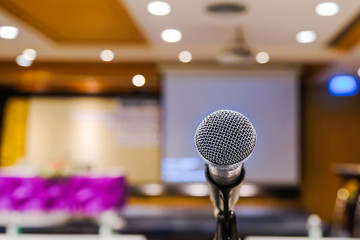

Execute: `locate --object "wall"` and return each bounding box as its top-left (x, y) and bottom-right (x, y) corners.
top-left (25, 97), bottom-right (161, 183)
top-left (302, 84), bottom-right (360, 221)
top-left (1, 62), bottom-right (359, 222)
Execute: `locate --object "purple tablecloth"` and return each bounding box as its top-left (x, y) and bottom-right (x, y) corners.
top-left (0, 175), bottom-right (127, 215)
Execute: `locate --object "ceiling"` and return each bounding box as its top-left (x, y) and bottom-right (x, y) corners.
top-left (0, 0), bottom-right (360, 82)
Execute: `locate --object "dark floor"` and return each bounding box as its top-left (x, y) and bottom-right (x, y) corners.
top-left (14, 205), bottom-right (312, 240)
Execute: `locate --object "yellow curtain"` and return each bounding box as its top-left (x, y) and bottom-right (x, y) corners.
top-left (0, 98), bottom-right (29, 167)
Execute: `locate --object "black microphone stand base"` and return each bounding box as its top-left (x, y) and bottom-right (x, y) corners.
top-left (215, 211), bottom-right (239, 240)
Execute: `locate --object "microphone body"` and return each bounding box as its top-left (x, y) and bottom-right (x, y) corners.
top-left (206, 165), bottom-right (244, 216)
top-left (205, 165), bottom-right (244, 240)
top-left (195, 109), bottom-right (256, 240)
top-left (208, 164), bottom-right (243, 186)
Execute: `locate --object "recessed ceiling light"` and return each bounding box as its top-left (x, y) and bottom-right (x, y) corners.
top-left (16, 55), bottom-right (32, 67)
top-left (161, 29), bottom-right (182, 43)
top-left (100, 50), bottom-right (114, 62)
top-left (147, 1), bottom-right (171, 16)
top-left (22, 49), bottom-right (37, 61)
top-left (296, 30), bottom-right (317, 43)
top-left (132, 75), bottom-right (146, 87)
top-left (315, 2), bottom-right (339, 16)
top-left (178, 51), bottom-right (192, 63)
top-left (0, 26), bottom-right (18, 39)
top-left (255, 52), bottom-right (270, 64)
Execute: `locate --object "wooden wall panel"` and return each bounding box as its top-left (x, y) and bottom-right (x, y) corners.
top-left (0, 61), bottom-right (160, 94)
top-left (302, 86), bottom-right (360, 221)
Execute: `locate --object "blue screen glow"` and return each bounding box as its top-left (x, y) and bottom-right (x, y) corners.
top-left (328, 76), bottom-right (359, 96)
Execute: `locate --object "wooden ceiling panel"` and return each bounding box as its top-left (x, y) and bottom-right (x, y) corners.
top-left (329, 12), bottom-right (360, 50)
top-left (0, 0), bottom-right (147, 44)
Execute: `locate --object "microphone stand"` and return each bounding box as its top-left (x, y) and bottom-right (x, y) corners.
top-left (205, 165), bottom-right (245, 240)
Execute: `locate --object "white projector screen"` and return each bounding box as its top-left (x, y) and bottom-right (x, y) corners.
top-left (162, 68), bottom-right (299, 186)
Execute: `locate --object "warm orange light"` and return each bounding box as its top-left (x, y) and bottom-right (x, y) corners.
top-left (337, 188), bottom-right (349, 201)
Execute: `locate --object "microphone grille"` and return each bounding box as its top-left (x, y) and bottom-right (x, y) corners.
top-left (195, 109), bottom-right (256, 167)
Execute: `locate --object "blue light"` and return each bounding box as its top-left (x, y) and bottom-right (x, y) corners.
top-left (328, 75), bottom-right (359, 96)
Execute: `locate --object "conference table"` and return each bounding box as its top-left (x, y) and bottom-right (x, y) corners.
top-left (0, 173), bottom-right (128, 235)
top-left (1, 235), bottom-right (356, 240)
top-left (246, 237), bottom-right (360, 240)
top-left (0, 235), bottom-right (146, 240)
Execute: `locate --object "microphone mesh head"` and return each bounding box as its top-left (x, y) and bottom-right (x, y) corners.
top-left (195, 109), bottom-right (256, 167)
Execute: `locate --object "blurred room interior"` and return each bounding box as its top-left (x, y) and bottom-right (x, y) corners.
top-left (0, 0), bottom-right (360, 240)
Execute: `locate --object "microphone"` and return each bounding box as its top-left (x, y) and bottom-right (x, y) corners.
top-left (195, 109), bottom-right (256, 185)
top-left (194, 109), bottom-right (256, 240)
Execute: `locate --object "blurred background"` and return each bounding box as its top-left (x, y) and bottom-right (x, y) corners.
top-left (0, 0), bottom-right (360, 240)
